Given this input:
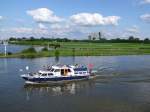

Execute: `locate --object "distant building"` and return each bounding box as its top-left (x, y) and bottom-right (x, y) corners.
top-left (98, 32), bottom-right (101, 40)
top-left (88, 32), bottom-right (103, 40)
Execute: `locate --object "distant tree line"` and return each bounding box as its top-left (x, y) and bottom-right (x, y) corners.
top-left (8, 35), bottom-right (150, 43)
top-left (9, 37), bottom-right (72, 42)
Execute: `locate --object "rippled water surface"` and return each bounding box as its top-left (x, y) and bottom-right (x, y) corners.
top-left (1, 56), bottom-right (150, 112)
top-left (0, 44), bottom-right (44, 53)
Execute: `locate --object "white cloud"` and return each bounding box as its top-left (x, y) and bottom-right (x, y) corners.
top-left (126, 25), bottom-right (140, 33)
top-left (50, 24), bottom-right (73, 35)
top-left (1, 10), bottom-right (133, 39)
top-left (0, 23), bottom-right (87, 38)
top-left (11, 27), bottom-right (33, 33)
top-left (33, 29), bottom-right (49, 35)
top-left (38, 23), bottom-right (47, 29)
top-left (140, 14), bottom-right (150, 23)
top-left (48, 23), bottom-right (88, 38)
top-left (140, 0), bottom-right (150, 4)
top-left (9, 27), bottom-right (49, 36)
top-left (50, 24), bottom-right (62, 29)
top-left (27, 8), bottom-right (63, 23)
top-left (50, 24), bottom-right (70, 30)
top-left (0, 16), bottom-right (3, 20)
top-left (70, 13), bottom-right (120, 26)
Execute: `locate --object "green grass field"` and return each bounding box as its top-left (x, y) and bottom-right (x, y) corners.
top-left (2, 41), bottom-right (150, 58)
top-left (10, 40), bottom-right (150, 48)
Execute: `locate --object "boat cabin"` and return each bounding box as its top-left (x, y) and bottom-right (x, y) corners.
top-left (37, 65), bottom-right (89, 77)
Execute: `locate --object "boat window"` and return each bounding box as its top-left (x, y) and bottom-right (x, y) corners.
top-left (65, 69), bottom-right (68, 72)
top-left (38, 73), bottom-right (42, 75)
top-left (61, 69), bottom-right (64, 75)
top-left (68, 69), bottom-right (71, 72)
top-left (75, 72), bottom-right (78, 74)
top-left (47, 67), bottom-right (52, 71)
top-left (48, 73), bottom-right (53, 76)
top-left (51, 69), bottom-right (54, 72)
top-left (54, 69), bottom-right (60, 72)
top-left (41, 73), bottom-right (47, 76)
top-left (29, 73), bottom-right (33, 76)
top-left (74, 68), bottom-right (87, 71)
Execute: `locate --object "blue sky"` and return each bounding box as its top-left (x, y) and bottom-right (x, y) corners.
top-left (0, 0), bottom-right (150, 39)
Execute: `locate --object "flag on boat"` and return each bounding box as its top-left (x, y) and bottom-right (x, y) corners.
top-left (88, 63), bottom-right (94, 69)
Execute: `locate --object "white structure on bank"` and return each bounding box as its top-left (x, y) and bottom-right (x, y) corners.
top-left (3, 40), bottom-right (8, 56)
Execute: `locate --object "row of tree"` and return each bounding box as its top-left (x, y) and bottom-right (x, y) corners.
top-left (8, 35), bottom-right (150, 43)
top-left (9, 37), bottom-right (71, 42)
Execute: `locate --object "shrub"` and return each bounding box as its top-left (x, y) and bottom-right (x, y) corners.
top-left (41, 47), bottom-right (48, 51)
top-left (20, 54), bottom-right (36, 58)
top-left (8, 52), bottom-right (12, 55)
top-left (55, 50), bottom-right (60, 57)
top-left (0, 53), bottom-right (3, 56)
top-left (21, 47), bottom-right (36, 53)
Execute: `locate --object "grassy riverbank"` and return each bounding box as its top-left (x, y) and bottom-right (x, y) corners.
top-left (1, 48), bottom-right (150, 58)
top-left (9, 40), bottom-right (150, 48)
top-left (1, 41), bottom-right (150, 58)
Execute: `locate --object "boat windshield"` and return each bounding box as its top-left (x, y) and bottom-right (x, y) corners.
top-left (38, 72), bottom-right (42, 75)
top-left (29, 73), bottom-right (33, 76)
top-left (50, 69), bottom-right (55, 72)
top-left (74, 67), bottom-right (87, 71)
top-left (47, 67), bottom-right (52, 71)
top-left (54, 69), bottom-right (60, 72)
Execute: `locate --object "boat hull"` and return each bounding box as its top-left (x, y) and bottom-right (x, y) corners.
top-left (22, 75), bottom-right (90, 84)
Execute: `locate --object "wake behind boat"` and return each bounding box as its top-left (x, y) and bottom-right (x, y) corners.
top-left (21, 64), bottom-right (96, 84)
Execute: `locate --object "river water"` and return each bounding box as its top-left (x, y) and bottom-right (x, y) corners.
top-left (1, 56), bottom-right (150, 112)
top-left (0, 44), bottom-right (44, 53)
